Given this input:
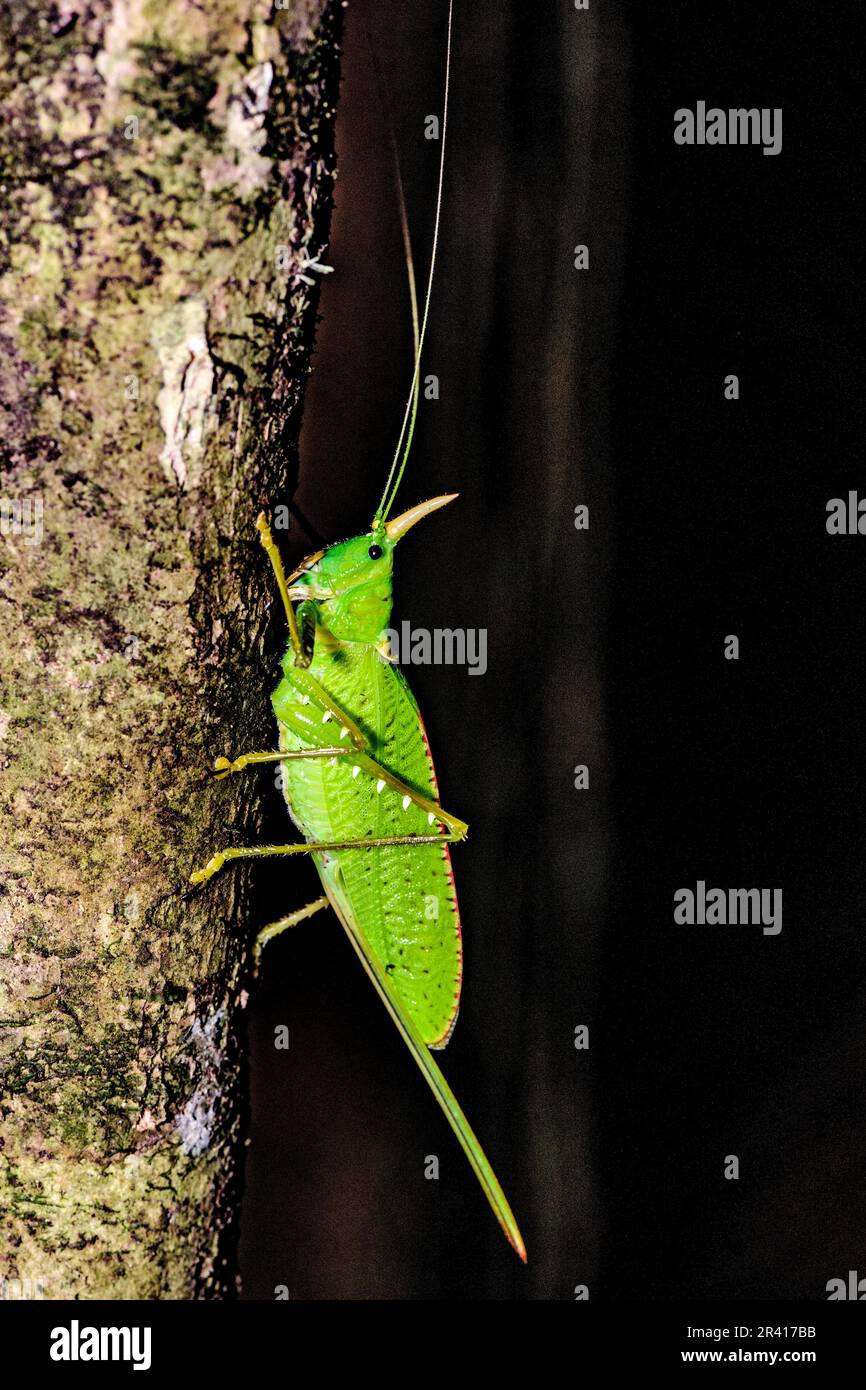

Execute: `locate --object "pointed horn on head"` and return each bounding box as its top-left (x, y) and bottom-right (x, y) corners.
top-left (383, 493), bottom-right (458, 542)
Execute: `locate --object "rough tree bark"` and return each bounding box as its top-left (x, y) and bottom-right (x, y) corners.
top-left (0, 0), bottom-right (342, 1298)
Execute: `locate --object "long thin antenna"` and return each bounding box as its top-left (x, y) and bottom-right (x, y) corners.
top-left (361, 5), bottom-right (421, 471)
top-left (373, 0), bottom-right (453, 528)
top-left (395, 165), bottom-right (421, 436)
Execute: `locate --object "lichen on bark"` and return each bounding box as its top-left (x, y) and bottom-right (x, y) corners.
top-left (0, 0), bottom-right (343, 1298)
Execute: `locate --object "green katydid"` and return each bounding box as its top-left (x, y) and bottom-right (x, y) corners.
top-left (191, 0), bottom-right (526, 1262)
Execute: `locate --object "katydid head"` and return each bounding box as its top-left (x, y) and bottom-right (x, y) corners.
top-left (286, 493), bottom-right (457, 644)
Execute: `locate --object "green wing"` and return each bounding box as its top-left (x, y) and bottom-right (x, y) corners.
top-left (277, 648), bottom-right (462, 1047)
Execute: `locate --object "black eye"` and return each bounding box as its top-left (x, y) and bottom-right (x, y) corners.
top-left (368, 544), bottom-right (383, 560)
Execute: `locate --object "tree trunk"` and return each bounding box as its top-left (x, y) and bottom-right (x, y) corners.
top-left (0, 0), bottom-right (342, 1299)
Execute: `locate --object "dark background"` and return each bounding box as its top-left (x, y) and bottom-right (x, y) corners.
top-left (237, 1), bottom-right (865, 1299)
